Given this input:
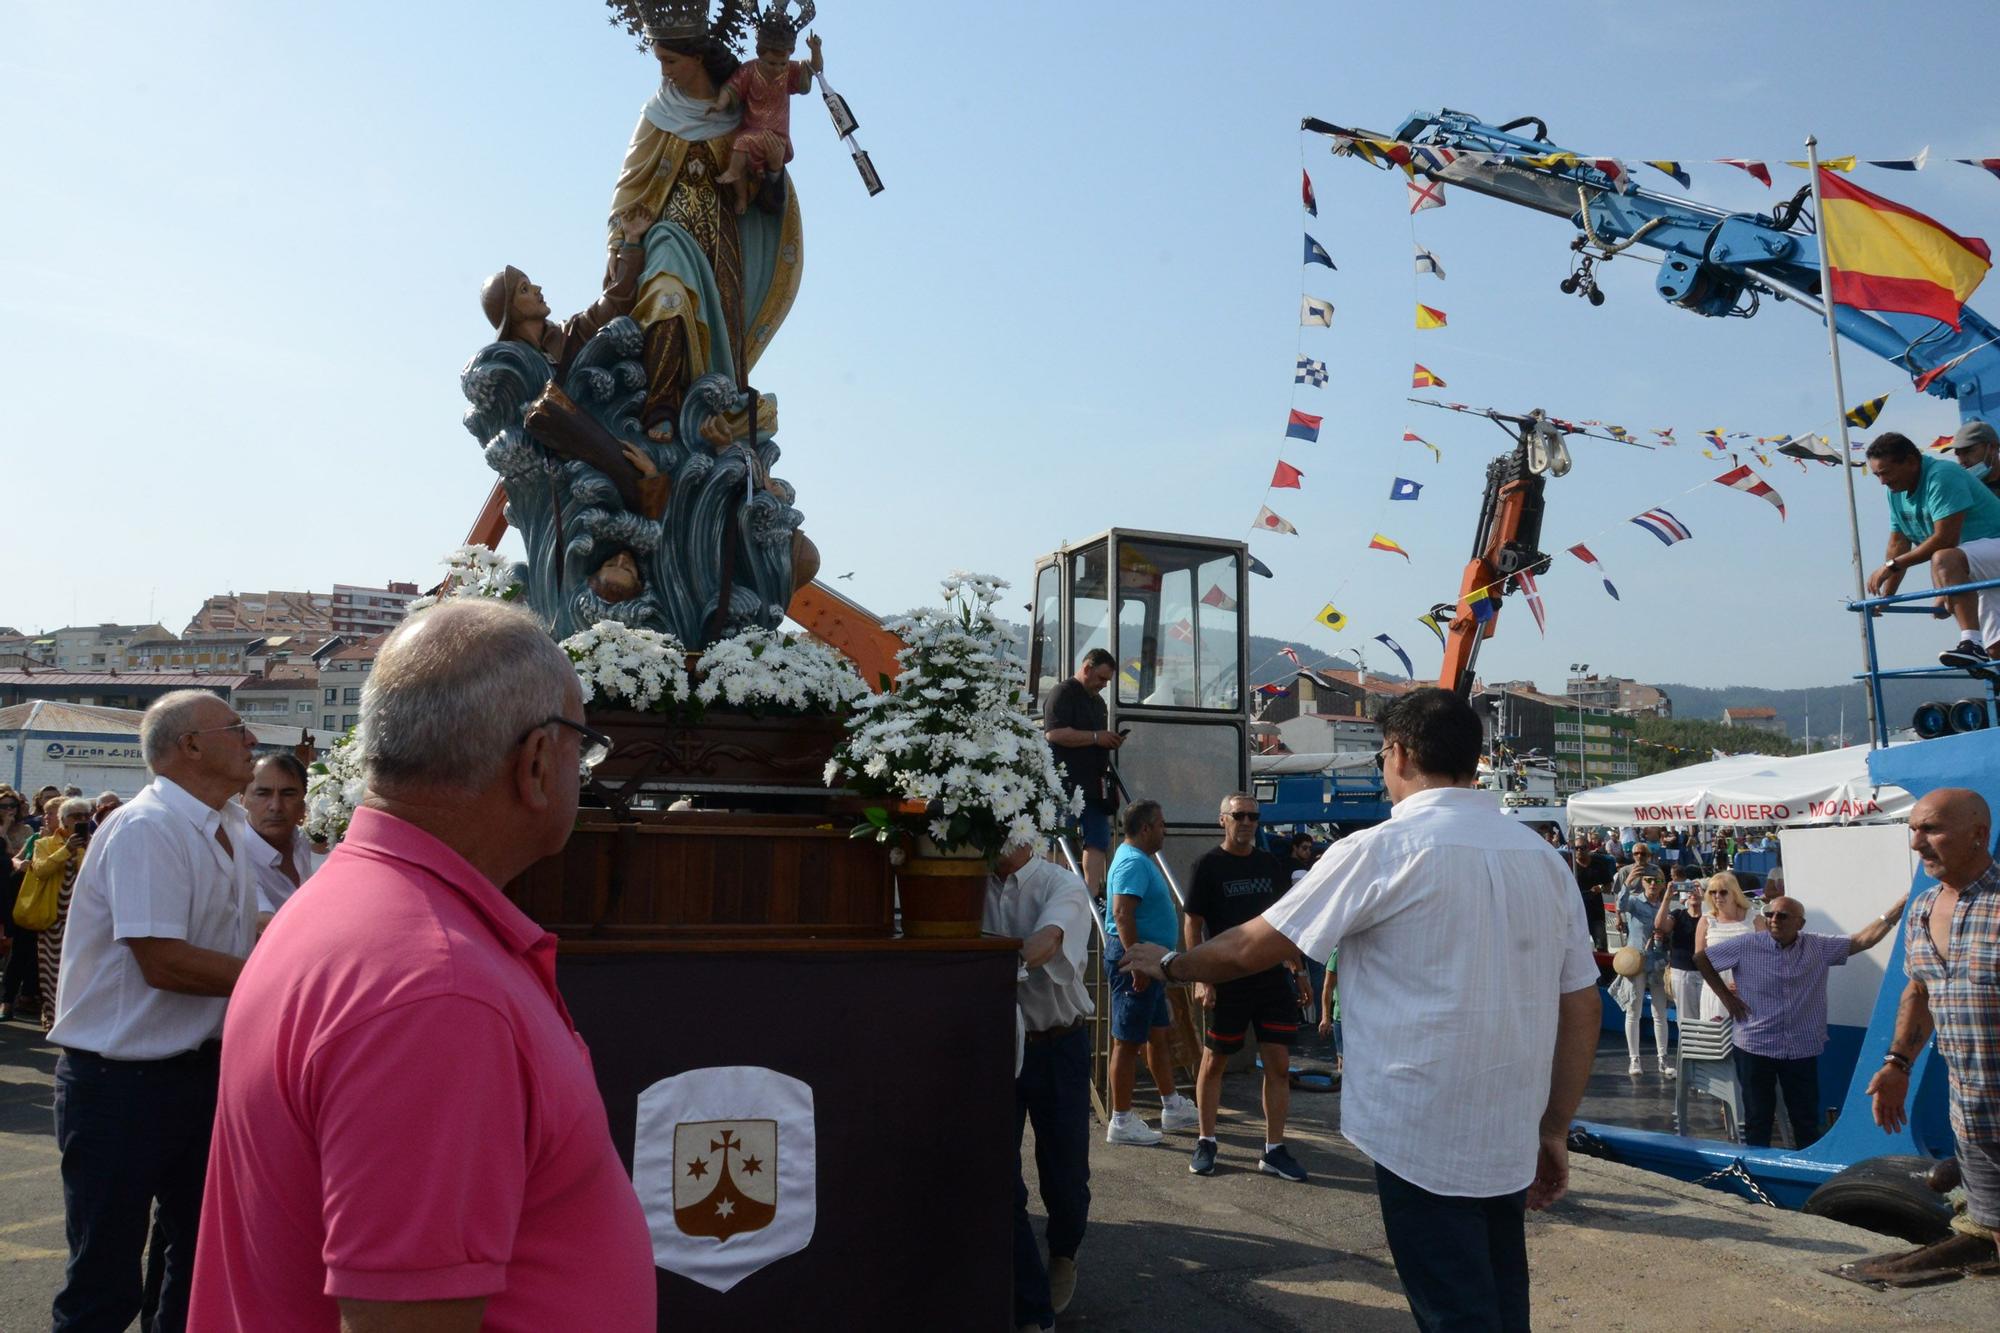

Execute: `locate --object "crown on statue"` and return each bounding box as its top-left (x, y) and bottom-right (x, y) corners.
top-left (605, 0), bottom-right (753, 50)
top-left (754, 0), bottom-right (815, 43)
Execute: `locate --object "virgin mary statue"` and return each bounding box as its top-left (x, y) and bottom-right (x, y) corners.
top-left (609, 30), bottom-right (804, 436)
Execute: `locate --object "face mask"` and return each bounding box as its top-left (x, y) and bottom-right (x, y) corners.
top-left (1968, 461), bottom-right (1990, 481)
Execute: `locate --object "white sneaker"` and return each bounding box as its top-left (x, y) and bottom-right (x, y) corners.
top-left (1660, 1063), bottom-right (1678, 1080)
top-left (1160, 1094), bottom-right (1199, 1133)
top-left (1105, 1111), bottom-right (1163, 1145)
top-left (1627, 1058), bottom-right (1643, 1076)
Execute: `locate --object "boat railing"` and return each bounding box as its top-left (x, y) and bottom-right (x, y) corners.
top-left (1846, 573), bottom-right (2000, 746)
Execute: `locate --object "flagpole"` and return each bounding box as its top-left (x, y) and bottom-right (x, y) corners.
top-left (1807, 134), bottom-right (1881, 748)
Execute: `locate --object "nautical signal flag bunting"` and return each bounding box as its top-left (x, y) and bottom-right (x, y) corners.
top-left (1271, 461), bottom-right (1304, 489)
top-left (1369, 534), bottom-right (1411, 560)
top-left (1629, 508), bottom-right (1693, 546)
top-left (1819, 169), bottom-right (1990, 329)
top-left (1415, 304), bottom-right (1448, 330)
top-left (1285, 410), bottom-right (1322, 442)
top-left (1390, 477), bottom-right (1422, 500)
top-left (1712, 465), bottom-right (1786, 519)
top-left (1301, 296), bottom-right (1335, 327)
top-left (1316, 604), bottom-right (1347, 632)
top-left (1844, 393), bottom-right (1889, 428)
top-left (1411, 363), bottom-right (1446, 388)
top-left (1255, 505), bottom-right (1297, 535)
top-left (1568, 544), bottom-right (1619, 600)
top-left (1304, 233), bottom-right (1335, 269)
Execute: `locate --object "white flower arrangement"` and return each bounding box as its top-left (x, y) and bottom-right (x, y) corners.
top-left (561, 620), bottom-right (693, 712)
top-left (827, 571), bottom-right (1082, 858)
top-left (694, 626), bottom-right (867, 715)
top-left (407, 544), bottom-right (524, 612)
top-left (304, 729), bottom-right (367, 843)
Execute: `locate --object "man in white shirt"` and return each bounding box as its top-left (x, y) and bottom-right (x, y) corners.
top-left (241, 751), bottom-right (320, 916)
top-left (48, 689), bottom-right (267, 1333)
top-left (1118, 688), bottom-right (1600, 1332)
top-left (984, 844), bottom-right (1095, 1333)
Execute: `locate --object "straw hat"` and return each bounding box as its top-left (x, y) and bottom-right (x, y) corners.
top-left (1611, 946), bottom-right (1645, 978)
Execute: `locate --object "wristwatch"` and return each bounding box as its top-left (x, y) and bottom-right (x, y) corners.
top-left (1160, 950), bottom-right (1181, 982)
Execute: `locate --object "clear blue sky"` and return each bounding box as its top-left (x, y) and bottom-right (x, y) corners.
top-left (5, 1), bottom-right (1999, 690)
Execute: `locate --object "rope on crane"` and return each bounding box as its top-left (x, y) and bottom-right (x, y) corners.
top-left (1577, 186), bottom-right (1669, 256)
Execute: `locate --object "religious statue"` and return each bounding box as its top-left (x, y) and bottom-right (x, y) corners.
top-left (709, 6), bottom-right (823, 216)
top-left (459, 0), bottom-right (824, 649)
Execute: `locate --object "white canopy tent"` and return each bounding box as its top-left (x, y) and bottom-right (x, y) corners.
top-left (1565, 742), bottom-right (1913, 829)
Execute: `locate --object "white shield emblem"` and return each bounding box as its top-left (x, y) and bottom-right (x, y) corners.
top-left (633, 1066), bottom-right (816, 1293)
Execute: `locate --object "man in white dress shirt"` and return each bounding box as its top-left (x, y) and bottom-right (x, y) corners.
top-left (1119, 688), bottom-right (1600, 1332)
top-left (47, 689), bottom-right (268, 1333)
top-left (985, 844), bottom-right (1095, 1333)
top-left (242, 751), bottom-right (319, 916)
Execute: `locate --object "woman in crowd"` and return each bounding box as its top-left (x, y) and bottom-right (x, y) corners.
top-left (31, 796), bottom-right (93, 1029)
top-left (1695, 871), bottom-right (1764, 1023)
top-left (0, 786), bottom-right (37, 1021)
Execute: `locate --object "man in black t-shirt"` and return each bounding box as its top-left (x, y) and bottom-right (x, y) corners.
top-left (1181, 792), bottom-right (1311, 1182)
top-left (1042, 649), bottom-right (1123, 895)
top-left (1572, 835), bottom-right (1612, 951)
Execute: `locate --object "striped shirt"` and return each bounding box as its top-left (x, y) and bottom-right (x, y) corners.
top-left (1905, 862), bottom-right (2000, 1142)
top-left (1702, 929), bottom-right (1850, 1060)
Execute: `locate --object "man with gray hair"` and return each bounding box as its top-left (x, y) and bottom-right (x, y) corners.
top-left (47, 688), bottom-right (264, 1332)
top-left (189, 600), bottom-right (656, 1332)
top-left (1952, 420), bottom-right (2000, 501)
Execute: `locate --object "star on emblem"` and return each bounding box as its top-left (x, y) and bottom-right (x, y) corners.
top-left (716, 1197), bottom-right (736, 1217)
top-left (686, 1157), bottom-right (709, 1179)
top-left (741, 1155), bottom-right (763, 1175)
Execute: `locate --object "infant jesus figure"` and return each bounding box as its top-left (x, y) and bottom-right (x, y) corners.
top-left (710, 4), bottom-right (823, 214)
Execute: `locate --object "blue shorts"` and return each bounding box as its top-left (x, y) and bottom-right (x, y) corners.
top-left (1104, 938), bottom-right (1171, 1042)
top-left (1077, 806), bottom-right (1112, 852)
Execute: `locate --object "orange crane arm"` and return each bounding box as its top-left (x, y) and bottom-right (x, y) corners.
top-left (461, 481), bottom-right (905, 686)
top-left (1438, 441), bottom-right (1548, 697)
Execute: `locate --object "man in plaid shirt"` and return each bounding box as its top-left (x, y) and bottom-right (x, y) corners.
top-left (1868, 788), bottom-right (2000, 1259)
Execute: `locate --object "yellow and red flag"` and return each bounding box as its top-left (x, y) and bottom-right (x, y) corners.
top-left (1820, 169), bottom-right (1990, 329)
top-left (1369, 533), bottom-right (1411, 560)
top-left (1415, 303), bottom-right (1448, 330)
top-left (1411, 363), bottom-right (1446, 388)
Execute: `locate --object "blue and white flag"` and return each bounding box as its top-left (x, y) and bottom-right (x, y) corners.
top-left (1389, 477), bottom-right (1422, 501)
top-left (1629, 508), bottom-right (1693, 547)
top-left (1304, 233), bottom-right (1336, 269)
top-left (1373, 633), bottom-right (1415, 679)
top-left (1295, 354), bottom-right (1328, 387)
top-left (1301, 295), bottom-right (1335, 327)
top-left (1413, 242), bottom-right (1445, 280)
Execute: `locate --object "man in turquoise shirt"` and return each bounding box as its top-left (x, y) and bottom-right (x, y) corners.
top-left (1866, 431), bottom-right (2000, 670)
top-left (1101, 800), bottom-right (1195, 1145)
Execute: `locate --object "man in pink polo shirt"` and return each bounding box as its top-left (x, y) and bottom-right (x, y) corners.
top-left (190, 601), bottom-right (656, 1331)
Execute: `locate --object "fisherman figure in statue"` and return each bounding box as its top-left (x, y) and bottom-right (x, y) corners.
top-left (460, 0), bottom-right (817, 648)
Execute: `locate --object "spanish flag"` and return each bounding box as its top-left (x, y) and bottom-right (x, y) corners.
top-left (1819, 169), bottom-right (1990, 329)
top-left (1316, 603), bottom-right (1347, 632)
top-left (1369, 533), bottom-right (1411, 560)
top-left (1415, 303), bottom-right (1448, 330)
top-left (1411, 363), bottom-right (1446, 389)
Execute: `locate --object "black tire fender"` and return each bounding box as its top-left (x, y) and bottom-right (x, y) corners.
top-left (1801, 1155), bottom-right (1955, 1244)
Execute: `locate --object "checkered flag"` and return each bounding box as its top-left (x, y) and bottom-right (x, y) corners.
top-left (1295, 354), bottom-right (1328, 387)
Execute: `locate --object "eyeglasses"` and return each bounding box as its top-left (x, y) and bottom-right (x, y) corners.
top-left (1373, 745), bottom-right (1393, 772)
top-left (1227, 811), bottom-right (1260, 822)
top-left (184, 721), bottom-right (252, 743)
top-left (518, 716), bottom-right (615, 776)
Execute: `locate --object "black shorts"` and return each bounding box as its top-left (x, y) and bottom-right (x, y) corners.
top-left (1202, 979), bottom-right (1302, 1054)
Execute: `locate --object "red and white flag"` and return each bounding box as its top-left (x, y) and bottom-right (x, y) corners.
top-left (1712, 464), bottom-right (1787, 520)
top-left (1517, 569), bottom-right (1548, 636)
top-left (1409, 178), bottom-right (1446, 213)
top-left (1254, 505), bottom-right (1298, 535)
top-left (1280, 645), bottom-right (1302, 665)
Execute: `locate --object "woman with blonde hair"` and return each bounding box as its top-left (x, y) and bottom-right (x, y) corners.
top-left (1696, 870), bottom-right (1766, 1023)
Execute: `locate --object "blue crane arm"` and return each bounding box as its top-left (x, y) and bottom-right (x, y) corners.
top-left (1304, 110), bottom-right (2000, 423)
